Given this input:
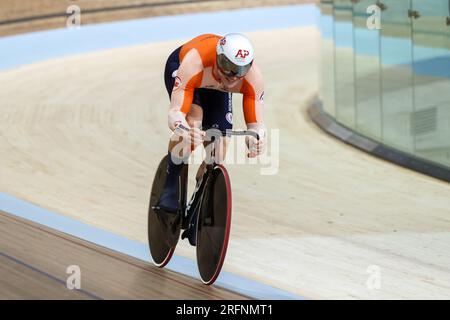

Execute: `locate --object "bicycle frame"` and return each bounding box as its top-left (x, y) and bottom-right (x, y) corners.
top-left (180, 129), bottom-right (259, 240)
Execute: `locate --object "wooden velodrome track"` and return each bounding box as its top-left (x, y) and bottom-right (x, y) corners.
top-left (1, 7), bottom-right (450, 299)
top-left (0, 211), bottom-right (246, 299)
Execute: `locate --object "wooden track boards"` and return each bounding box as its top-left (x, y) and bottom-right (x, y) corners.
top-left (0, 211), bottom-right (248, 300)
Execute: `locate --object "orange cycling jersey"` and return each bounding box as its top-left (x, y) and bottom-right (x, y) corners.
top-left (169, 34), bottom-right (265, 127)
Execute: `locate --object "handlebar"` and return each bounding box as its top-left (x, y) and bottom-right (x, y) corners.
top-left (205, 129), bottom-right (260, 141)
top-left (175, 124), bottom-right (260, 141)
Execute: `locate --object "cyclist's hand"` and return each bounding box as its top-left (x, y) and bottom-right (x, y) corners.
top-left (189, 127), bottom-right (206, 147)
top-left (174, 123), bottom-right (205, 148)
top-left (246, 129), bottom-right (267, 158)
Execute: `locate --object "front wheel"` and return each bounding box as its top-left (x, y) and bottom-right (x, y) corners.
top-left (196, 164), bottom-right (232, 285)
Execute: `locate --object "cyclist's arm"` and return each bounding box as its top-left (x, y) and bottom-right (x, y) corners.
top-left (241, 64), bottom-right (266, 135)
top-left (168, 50), bottom-right (203, 131)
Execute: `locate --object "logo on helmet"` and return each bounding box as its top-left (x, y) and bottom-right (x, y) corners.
top-left (235, 49), bottom-right (250, 59)
top-left (220, 38), bottom-right (226, 46)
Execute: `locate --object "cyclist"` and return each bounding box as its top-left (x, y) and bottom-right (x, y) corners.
top-left (158, 33), bottom-right (267, 213)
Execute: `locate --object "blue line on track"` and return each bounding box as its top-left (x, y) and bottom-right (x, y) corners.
top-left (0, 4), bottom-right (319, 71)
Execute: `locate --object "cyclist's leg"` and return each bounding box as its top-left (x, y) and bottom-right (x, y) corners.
top-left (198, 89), bottom-right (233, 164)
top-left (184, 89), bottom-right (232, 245)
top-left (159, 46), bottom-right (189, 213)
top-left (160, 47), bottom-right (203, 212)
top-left (159, 104), bottom-right (203, 213)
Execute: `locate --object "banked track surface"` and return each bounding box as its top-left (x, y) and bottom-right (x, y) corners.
top-left (0, 211), bottom-right (248, 299)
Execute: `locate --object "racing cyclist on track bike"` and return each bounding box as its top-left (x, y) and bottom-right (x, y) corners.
top-left (158, 33), bottom-right (267, 214)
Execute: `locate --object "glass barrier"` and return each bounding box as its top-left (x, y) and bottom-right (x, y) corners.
top-left (319, 0), bottom-right (450, 169)
top-left (334, 0), bottom-right (356, 128)
top-left (319, 0), bottom-right (336, 117)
